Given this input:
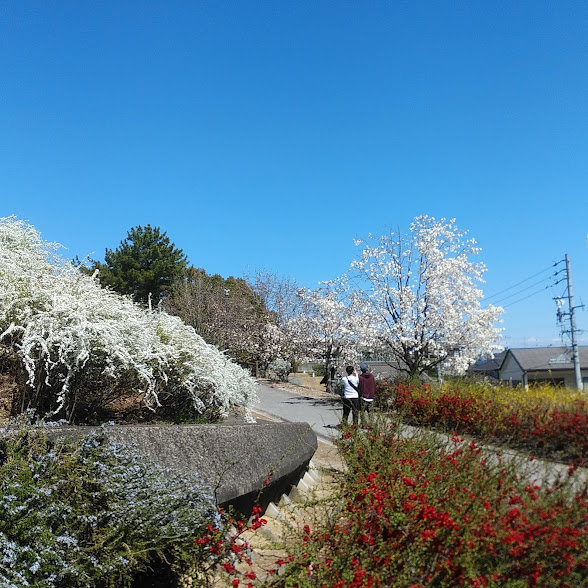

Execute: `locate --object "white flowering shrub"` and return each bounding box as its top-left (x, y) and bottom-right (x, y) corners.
top-left (0, 422), bottom-right (218, 587)
top-left (268, 357), bottom-right (291, 382)
top-left (0, 217), bottom-right (257, 422)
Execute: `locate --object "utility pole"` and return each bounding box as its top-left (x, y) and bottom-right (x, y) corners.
top-left (564, 254), bottom-right (583, 390)
top-left (224, 288), bottom-right (230, 352)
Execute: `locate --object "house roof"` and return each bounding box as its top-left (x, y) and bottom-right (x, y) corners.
top-left (365, 361), bottom-right (402, 380)
top-left (504, 346), bottom-right (588, 372)
top-left (469, 351), bottom-right (507, 373)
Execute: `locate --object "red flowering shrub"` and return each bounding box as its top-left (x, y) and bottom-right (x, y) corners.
top-left (379, 380), bottom-right (587, 463)
top-left (529, 402), bottom-right (588, 460)
top-left (265, 422), bottom-right (588, 587)
top-left (184, 505), bottom-right (266, 586)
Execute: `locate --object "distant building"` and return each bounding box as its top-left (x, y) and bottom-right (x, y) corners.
top-left (498, 346), bottom-right (588, 389)
top-left (467, 351), bottom-right (507, 383)
top-left (361, 360), bottom-right (403, 380)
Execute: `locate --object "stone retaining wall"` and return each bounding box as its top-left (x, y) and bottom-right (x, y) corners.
top-left (47, 422), bottom-right (318, 516)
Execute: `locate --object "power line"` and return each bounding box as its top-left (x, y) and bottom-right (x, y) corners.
top-left (500, 284), bottom-right (554, 308)
top-left (488, 274), bottom-right (564, 306)
top-left (484, 261), bottom-right (563, 302)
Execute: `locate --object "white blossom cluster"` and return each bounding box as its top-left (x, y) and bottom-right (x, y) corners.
top-left (288, 277), bottom-right (364, 371)
top-left (352, 215), bottom-right (504, 375)
top-left (254, 323), bottom-right (287, 370)
top-left (0, 217), bottom-right (257, 421)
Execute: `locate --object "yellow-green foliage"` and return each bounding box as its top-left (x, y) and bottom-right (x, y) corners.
top-left (492, 381), bottom-right (585, 410)
top-left (385, 378), bottom-right (588, 462)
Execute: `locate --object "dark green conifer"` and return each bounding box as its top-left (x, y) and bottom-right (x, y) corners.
top-left (94, 225), bottom-right (188, 305)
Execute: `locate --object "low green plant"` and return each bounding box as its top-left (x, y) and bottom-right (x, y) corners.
top-left (332, 379), bottom-right (344, 396)
top-left (0, 418), bottom-right (220, 587)
top-left (312, 364), bottom-right (326, 378)
top-left (268, 358), bottom-right (291, 382)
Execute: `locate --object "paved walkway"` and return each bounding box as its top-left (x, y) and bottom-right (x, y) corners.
top-left (252, 381), bottom-right (344, 444)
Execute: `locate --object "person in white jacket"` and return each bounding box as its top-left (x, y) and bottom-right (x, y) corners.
top-left (341, 365), bottom-right (360, 425)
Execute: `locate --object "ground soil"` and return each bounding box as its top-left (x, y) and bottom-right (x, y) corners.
top-left (258, 373), bottom-right (332, 397)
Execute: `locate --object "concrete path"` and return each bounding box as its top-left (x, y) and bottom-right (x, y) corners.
top-left (252, 382), bottom-right (344, 444)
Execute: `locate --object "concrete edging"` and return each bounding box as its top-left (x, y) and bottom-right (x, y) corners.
top-left (46, 422), bottom-right (318, 516)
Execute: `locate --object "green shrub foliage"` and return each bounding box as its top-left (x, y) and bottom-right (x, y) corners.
top-left (0, 420), bottom-right (218, 587)
top-left (268, 357), bottom-right (291, 382)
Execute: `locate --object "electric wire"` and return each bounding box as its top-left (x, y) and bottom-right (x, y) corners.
top-left (500, 276), bottom-right (568, 308)
top-left (500, 284), bottom-right (555, 308)
top-left (489, 276), bottom-right (559, 306)
top-left (484, 261), bottom-right (562, 303)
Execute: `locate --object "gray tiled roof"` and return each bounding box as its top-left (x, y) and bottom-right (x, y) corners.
top-left (506, 346), bottom-right (588, 371)
top-left (469, 351), bottom-right (507, 372)
top-left (359, 360), bottom-right (403, 380)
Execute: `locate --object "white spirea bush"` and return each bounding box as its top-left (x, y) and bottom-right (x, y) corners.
top-left (0, 217), bottom-right (257, 421)
top-left (268, 357), bottom-right (291, 382)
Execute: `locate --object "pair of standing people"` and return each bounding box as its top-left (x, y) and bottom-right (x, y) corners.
top-left (341, 363), bottom-right (376, 425)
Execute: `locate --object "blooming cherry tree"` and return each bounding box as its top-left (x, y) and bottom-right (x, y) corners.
top-left (248, 322), bottom-right (286, 377)
top-left (245, 269), bottom-right (303, 374)
top-left (351, 216), bottom-right (503, 377)
top-left (288, 278), bottom-right (364, 392)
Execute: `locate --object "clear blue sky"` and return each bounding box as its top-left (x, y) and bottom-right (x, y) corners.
top-left (2, 2), bottom-right (587, 348)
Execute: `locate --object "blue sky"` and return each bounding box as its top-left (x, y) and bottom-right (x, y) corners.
top-left (2, 2), bottom-right (587, 348)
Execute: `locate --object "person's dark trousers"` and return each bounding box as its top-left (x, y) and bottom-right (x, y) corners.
top-left (361, 399), bottom-right (373, 425)
top-left (342, 397), bottom-right (360, 425)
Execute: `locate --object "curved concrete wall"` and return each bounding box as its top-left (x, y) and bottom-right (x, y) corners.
top-left (46, 422), bottom-right (318, 515)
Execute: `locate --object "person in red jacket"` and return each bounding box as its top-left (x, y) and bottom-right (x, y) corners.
top-left (358, 363), bottom-right (376, 425)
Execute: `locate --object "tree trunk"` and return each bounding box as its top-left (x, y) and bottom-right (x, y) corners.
top-left (324, 346), bottom-right (335, 394)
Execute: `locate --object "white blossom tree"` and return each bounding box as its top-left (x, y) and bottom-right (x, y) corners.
top-left (350, 215), bottom-right (503, 377)
top-left (0, 217), bottom-right (257, 422)
top-left (245, 269), bottom-right (302, 374)
top-left (288, 278), bottom-right (364, 392)
top-left (248, 322), bottom-right (286, 377)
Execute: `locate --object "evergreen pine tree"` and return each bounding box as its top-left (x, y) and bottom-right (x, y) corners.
top-left (94, 225), bottom-right (188, 305)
